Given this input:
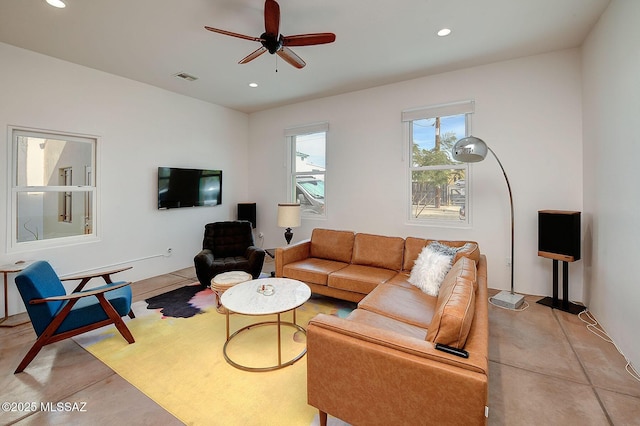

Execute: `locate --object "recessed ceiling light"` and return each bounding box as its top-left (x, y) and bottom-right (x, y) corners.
top-left (437, 28), bottom-right (452, 37)
top-left (249, 82), bottom-right (258, 88)
top-left (46, 0), bottom-right (66, 8)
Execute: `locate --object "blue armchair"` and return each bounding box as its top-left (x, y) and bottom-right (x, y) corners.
top-left (14, 261), bottom-right (135, 374)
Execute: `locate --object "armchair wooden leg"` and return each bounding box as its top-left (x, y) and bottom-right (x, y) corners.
top-left (15, 298), bottom-right (79, 374)
top-left (14, 336), bottom-right (48, 374)
top-left (113, 317), bottom-right (135, 343)
top-left (128, 309), bottom-right (135, 319)
top-left (97, 294), bottom-right (135, 344)
top-left (319, 410), bottom-right (327, 426)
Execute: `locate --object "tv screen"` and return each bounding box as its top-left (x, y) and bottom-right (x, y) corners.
top-left (158, 167), bottom-right (222, 209)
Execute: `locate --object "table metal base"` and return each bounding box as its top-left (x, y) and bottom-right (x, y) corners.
top-left (223, 310), bottom-right (307, 372)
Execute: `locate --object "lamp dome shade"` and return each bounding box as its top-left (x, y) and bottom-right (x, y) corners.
top-left (452, 136), bottom-right (488, 163)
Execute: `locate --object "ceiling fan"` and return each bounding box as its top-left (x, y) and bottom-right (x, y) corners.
top-left (205, 0), bottom-right (336, 69)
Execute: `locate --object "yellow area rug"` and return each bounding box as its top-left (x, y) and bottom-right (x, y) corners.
top-left (73, 284), bottom-right (355, 426)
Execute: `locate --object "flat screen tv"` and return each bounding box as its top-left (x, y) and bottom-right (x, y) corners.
top-left (158, 167), bottom-right (222, 209)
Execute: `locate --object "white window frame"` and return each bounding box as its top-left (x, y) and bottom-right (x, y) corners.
top-left (402, 100), bottom-right (475, 228)
top-left (7, 126), bottom-right (100, 252)
top-left (285, 122), bottom-right (328, 219)
top-left (59, 166), bottom-right (73, 223)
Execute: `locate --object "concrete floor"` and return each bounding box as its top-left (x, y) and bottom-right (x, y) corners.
top-left (1, 257), bottom-right (639, 425)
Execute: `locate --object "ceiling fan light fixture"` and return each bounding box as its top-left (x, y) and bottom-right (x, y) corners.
top-left (46, 0), bottom-right (66, 8)
top-left (437, 28), bottom-right (452, 37)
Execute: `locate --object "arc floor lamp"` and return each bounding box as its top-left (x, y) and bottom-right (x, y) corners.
top-left (452, 136), bottom-right (525, 310)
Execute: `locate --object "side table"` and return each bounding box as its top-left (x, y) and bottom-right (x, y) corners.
top-left (210, 271), bottom-right (252, 314)
top-left (0, 261), bottom-right (34, 327)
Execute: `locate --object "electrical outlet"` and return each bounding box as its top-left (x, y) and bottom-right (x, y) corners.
top-left (258, 232), bottom-right (264, 239)
top-left (506, 257), bottom-right (512, 267)
top-left (166, 247), bottom-right (173, 256)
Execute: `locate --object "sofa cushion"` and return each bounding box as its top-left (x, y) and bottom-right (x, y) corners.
top-left (446, 256), bottom-right (478, 290)
top-left (351, 233), bottom-right (405, 271)
top-left (358, 282), bottom-right (438, 329)
top-left (310, 229), bottom-right (355, 263)
top-left (403, 238), bottom-right (480, 272)
top-left (328, 265), bottom-right (397, 294)
top-left (282, 258), bottom-right (349, 286)
top-left (385, 272), bottom-right (414, 290)
top-left (347, 308), bottom-right (427, 340)
top-left (426, 274), bottom-right (476, 349)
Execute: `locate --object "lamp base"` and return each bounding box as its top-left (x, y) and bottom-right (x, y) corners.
top-left (284, 228), bottom-right (293, 245)
top-left (490, 290), bottom-right (525, 310)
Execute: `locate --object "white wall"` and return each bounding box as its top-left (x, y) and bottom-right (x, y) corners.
top-left (0, 42), bottom-right (248, 315)
top-left (582, 0), bottom-right (640, 371)
top-left (249, 49), bottom-right (584, 299)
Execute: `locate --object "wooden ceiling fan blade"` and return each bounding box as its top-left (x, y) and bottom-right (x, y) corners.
top-left (264, 0), bottom-right (280, 37)
top-left (277, 47), bottom-right (306, 69)
top-left (204, 26), bottom-right (262, 42)
top-left (282, 33), bottom-right (336, 46)
top-left (239, 47), bottom-right (268, 64)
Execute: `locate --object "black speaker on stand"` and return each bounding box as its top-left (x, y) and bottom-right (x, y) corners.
top-left (536, 210), bottom-right (584, 314)
top-left (237, 203), bottom-right (257, 229)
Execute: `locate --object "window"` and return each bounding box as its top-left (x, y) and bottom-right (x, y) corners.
top-left (9, 128), bottom-right (97, 249)
top-left (402, 101), bottom-right (474, 225)
top-left (285, 123), bottom-right (327, 218)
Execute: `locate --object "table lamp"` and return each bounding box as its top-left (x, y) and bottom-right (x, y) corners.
top-left (277, 203), bottom-right (301, 244)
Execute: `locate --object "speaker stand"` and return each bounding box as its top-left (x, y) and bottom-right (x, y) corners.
top-left (537, 259), bottom-right (585, 315)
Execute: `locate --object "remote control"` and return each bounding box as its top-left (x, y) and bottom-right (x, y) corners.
top-left (435, 343), bottom-right (469, 358)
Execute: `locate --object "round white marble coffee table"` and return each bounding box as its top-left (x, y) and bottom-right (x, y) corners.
top-left (220, 277), bottom-right (311, 372)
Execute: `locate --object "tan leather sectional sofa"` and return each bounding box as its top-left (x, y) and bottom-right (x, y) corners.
top-left (275, 228), bottom-right (489, 425)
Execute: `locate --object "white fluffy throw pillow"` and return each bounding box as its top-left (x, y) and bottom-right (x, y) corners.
top-left (408, 244), bottom-right (455, 296)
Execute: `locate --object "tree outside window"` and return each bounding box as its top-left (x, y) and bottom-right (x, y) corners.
top-left (404, 101), bottom-right (473, 224)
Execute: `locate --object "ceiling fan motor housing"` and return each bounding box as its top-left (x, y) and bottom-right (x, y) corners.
top-left (260, 33), bottom-right (283, 54)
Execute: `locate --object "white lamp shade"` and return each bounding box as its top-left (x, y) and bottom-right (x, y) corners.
top-left (452, 136), bottom-right (488, 163)
top-left (277, 203), bottom-right (301, 228)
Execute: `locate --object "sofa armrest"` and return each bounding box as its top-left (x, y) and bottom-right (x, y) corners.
top-left (194, 249), bottom-right (214, 286)
top-left (194, 248), bottom-right (214, 268)
top-left (275, 239), bottom-right (311, 277)
top-left (307, 313), bottom-right (488, 425)
top-left (245, 245), bottom-right (265, 262)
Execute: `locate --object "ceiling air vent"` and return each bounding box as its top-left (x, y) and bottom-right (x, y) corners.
top-left (173, 72), bottom-right (198, 82)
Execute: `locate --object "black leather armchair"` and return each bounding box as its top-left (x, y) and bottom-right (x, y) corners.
top-left (194, 221), bottom-right (265, 288)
